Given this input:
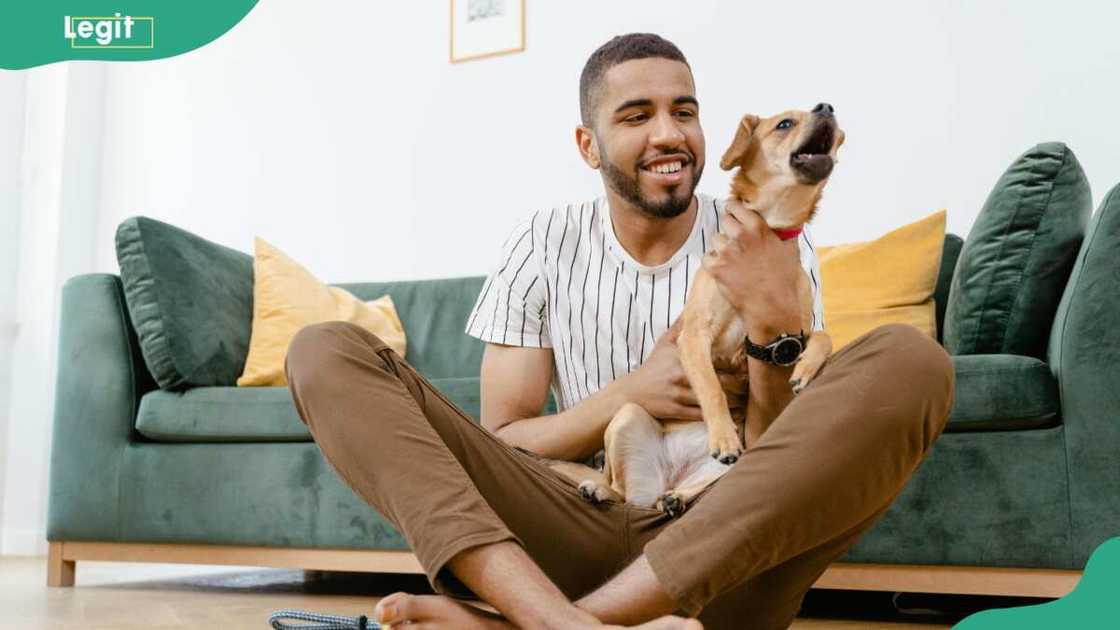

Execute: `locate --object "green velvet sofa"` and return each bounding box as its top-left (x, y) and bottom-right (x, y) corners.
top-left (46, 183), bottom-right (1120, 597)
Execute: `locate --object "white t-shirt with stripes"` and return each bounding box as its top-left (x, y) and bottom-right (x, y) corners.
top-left (464, 192), bottom-right (825, 413)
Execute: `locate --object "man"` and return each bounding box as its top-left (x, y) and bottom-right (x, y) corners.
top-left (285, 33), bottom-right (954, 629)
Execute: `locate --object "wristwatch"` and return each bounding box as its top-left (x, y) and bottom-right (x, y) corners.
top-left (744, 331), bottom-right (808, 367)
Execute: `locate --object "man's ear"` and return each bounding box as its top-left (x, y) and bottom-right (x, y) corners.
top-left (576, 125), bottom-right (600, 169)
top-left (719, 114), bottom-right (760, 171)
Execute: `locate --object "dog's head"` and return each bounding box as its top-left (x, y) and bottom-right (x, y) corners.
top-left (719, 103), bottom-right (845, 228)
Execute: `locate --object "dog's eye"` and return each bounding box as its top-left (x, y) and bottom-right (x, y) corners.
top-left (776, 119), bottom-right (794, 130)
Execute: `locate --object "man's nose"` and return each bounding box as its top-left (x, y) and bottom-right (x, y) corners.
top-left (812, 102), bottom-right (835, 117)
top-left (650, 111), bottom-right (686, 146)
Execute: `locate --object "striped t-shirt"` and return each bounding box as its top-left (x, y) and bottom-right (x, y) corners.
top-left (464, 192), bottom-right (825, 413)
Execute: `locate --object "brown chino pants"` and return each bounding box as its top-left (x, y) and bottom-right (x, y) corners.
top-left (284, 322), bottom-right (954, 629)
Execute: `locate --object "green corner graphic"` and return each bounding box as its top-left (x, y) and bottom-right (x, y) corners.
top-left (955, 537), bottom-right (1120, 629)
top-left (1, 2), bottom-right (259, 70)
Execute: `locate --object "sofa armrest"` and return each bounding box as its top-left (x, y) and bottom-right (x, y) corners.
top-left (946, 354), bottom-right (1060, 432)
top-left (47, 274), bottom-right (156, 541)
top-left (1048, 183), bottom-right (1120, 565)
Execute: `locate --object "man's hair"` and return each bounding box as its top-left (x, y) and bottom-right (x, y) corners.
top-left (579, 33), bottom-right (691, 128)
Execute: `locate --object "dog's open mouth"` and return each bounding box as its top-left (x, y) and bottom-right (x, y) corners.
top-left (789, 123), bottom-right (836, 183)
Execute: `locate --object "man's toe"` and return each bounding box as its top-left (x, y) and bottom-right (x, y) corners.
top-left (374, 592), bottom-right (412, 624)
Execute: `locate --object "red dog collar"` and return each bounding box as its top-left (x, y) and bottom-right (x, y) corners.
top-left (772, 227), bottom-right (803, 241)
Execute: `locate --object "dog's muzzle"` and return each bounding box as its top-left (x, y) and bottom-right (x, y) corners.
top-left (790, 120), bottom-right (837, 184)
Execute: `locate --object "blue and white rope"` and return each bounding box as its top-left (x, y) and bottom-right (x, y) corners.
top-left (268, 609), bottom-right (383, 629)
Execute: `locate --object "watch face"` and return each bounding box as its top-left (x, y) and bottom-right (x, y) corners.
top-left (772, 337), bottom-right (803, 366)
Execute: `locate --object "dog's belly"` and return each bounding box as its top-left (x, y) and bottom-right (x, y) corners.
top-left (656, 422), bottom-right (734, 498)
top-left (663, 423), bottom-right (717, 479)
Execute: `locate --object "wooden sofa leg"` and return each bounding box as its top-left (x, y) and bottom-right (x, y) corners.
top-left (47, 542), bottom-right (75, 587)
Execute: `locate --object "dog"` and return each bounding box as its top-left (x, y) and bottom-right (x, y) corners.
top-left (549, 104), bottom-right (845, 517)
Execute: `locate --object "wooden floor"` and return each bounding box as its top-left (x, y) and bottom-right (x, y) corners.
top-left (1, 555), bottom-right (972, 629)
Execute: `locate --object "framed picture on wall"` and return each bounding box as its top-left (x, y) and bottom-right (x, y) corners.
top-left (450, 0), bottom-right (525, 63)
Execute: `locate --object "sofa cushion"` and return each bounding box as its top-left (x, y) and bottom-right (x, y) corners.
top-left (116, 216), bottom-right (255, 390)
top-left (944, 142), bottom-right (1091, 359)
top-left (818, 210), bottom-right (946, 351)
top-left (237, 237), bottom-right (407, 387)
top-left (135, 377), bottom-right (485, 442)
top-left (945, 354), bottom-right (1060, 432)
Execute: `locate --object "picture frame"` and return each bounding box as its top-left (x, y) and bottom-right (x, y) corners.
top-left (450, 0), bottom-right (525, 63)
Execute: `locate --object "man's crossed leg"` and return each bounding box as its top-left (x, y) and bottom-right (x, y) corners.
top-left (284, 322), bottom-right (953, 629)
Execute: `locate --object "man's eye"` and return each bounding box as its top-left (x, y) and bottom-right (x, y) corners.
top-left (625, 113), bottom-right (648, 123)
top-left (776, 119), bottom-right (795, 130)
top-left (675, 110), bottom-right (695, 118)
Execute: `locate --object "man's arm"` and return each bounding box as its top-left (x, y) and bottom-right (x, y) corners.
top-left (479, 343), bottom-right (630, 462)
top-left (743, 317), bottom-right (800, 428)
top-left (702, 201), bottom-right (807, 431)
top-left (479, 322), bottom-right (749, 462)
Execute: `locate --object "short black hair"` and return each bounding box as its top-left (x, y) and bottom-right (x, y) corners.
top-left (579, 33), bottom-right (691, 128)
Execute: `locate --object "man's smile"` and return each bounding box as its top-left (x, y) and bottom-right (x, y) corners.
top-left (640, 154), bottom-right (692, 185)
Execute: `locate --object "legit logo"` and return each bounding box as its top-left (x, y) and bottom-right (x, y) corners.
top-left (64, 13), bottom-right (154, 48)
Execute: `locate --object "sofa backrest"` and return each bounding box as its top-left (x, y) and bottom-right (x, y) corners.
top-left (113, 219), bottom-right (968, 388)
top-left (334, 277), bottom-right (488, 379)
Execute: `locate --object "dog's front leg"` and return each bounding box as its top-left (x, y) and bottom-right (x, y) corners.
top-left (789, 331), bottom-right (832, 394)
top-left (678, 324), bottom-right (742, 465)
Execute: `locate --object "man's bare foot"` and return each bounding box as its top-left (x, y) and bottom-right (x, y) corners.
top-left (373, 592), bottom-right (704, 629)
top-left (618, 617), bottom-right (704, 630)
top-left (374, 593), bottom-right (511, 629)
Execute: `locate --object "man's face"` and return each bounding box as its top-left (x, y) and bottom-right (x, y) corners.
top-left (590, 58), bottom-right (705, 219)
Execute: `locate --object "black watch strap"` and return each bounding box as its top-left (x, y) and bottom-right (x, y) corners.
top-left (745, 330), bottom-right (808, 366)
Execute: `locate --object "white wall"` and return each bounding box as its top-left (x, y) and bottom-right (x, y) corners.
top-left (0, 67), bottom-right (27, 549)
top-left (91, 0), bottom-right (1120, 278)
top-left (1, 64), bottom-right (107, 555)
top-left (3, 0), bottom-right (1120, 554)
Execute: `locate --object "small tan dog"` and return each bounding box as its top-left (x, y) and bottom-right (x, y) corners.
top-left (550, 104), bottom-right (845, 517)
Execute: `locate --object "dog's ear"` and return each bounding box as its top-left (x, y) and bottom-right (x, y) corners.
top-left (719, 114), bottom-right (760, 171)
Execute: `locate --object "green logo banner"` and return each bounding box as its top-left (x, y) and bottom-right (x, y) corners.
top-left (0, 1), bottom-right (259, 70)
top-left (955, 537), bottom-right (1120, 628)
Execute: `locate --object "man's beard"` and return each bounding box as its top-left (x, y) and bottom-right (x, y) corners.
top-left (600, 151), bottom-right (703, 220)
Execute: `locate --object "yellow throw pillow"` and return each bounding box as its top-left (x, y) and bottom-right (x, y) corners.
top-left (818, 210), bottom-right (946, 352)
top-left (237, 237), bottom-right (407, 387)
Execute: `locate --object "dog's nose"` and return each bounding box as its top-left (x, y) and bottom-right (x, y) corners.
top-left (812, 102), bottom-right (834, 116)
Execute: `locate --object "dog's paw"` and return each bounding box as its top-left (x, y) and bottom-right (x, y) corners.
top-left (656, 492), bottom-right (686, 518)
top-left (578, 480), bottom-right (616, 504)
top-left (711, 450), bottom-right (739, 465)
top-left (709, 430), bottom-right (742, 465)
top-left (577, 480), bottom-right (601, 503)
top-left (790, 357), bottom-right (825, 395)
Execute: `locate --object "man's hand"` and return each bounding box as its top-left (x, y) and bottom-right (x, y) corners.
top-left (618, 317), bottom-right (749, 421)
top-left (702, 199), bottom-right (803, 339)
